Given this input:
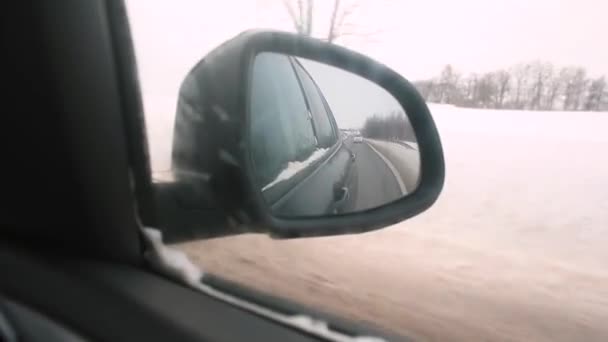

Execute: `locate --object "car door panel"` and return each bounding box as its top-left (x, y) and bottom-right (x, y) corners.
top-left (271, 142), bottom-right (354, 216)
top-left (0, 243), bottom-right (324, 342)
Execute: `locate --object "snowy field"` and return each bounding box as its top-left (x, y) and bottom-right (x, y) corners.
top-left (177, 105), bottom-right (608, 341)
top-left (427, 104), bottom-right (608, 269)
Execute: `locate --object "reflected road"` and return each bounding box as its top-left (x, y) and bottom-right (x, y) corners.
top-left (342, 135), bottom-right (421, 212)
top-left (349, 142), bottom-right (402, 210)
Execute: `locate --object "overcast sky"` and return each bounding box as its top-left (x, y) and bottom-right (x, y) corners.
top-left (126, 0), bottom-right (608, 170)
top-left (299, 58), bottom-right (403, 128)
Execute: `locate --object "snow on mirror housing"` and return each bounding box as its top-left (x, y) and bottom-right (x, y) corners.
top-left (158, 30), bottom-right (444, 242)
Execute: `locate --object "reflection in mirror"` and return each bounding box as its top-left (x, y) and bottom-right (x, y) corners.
top-left (248, 52), bottom-right (420, 218)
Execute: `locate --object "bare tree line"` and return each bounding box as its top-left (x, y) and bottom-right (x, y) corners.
top-left (361, 111), bottom-right (415, 142)
top-left (283, 0), bottom-right (377, 44)
top-left (283, 0), bottom-right (314, 36)
top-left (414, 62), bottom-right (608, 111)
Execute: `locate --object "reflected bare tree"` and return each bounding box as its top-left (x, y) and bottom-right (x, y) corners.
top-left (283, 0), bottom-right (381, 44)
top-left (283, 0), bottom-right (313, 35)
top-left (361, 112), bottom-right (415, 142)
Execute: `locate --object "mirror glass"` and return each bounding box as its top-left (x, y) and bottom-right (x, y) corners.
top-left (248, 52), bottom-right (420, 217)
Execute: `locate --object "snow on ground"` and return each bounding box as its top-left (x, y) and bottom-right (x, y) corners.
top-left (424, 103), bottom-right (608, 269)
top-left (428, 103), bottom-right (608, 143)
top-left (177, 105), bottom-right (608, 341)
top-left (262, 148), bottom-right (329, 191)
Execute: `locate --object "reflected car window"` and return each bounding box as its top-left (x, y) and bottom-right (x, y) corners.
top-left (249, 53), bottom-right (316, 187)
top-left (293, 60), bottom-right (337, 148)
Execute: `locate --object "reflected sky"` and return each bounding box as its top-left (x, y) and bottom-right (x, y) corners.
top-left (299, 58), bottom-right (403, 129)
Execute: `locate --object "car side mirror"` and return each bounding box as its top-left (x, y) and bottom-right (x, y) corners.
top-left (155, 30), bottom-right (444, 242)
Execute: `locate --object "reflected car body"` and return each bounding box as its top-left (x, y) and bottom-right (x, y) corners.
top-left (257, 56), bottom-right (357, 217)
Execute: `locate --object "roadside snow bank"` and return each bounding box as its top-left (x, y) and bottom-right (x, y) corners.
top-left (427, 103), bottom-right (608, 143)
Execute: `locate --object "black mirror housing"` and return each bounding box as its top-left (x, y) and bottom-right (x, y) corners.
top-left (155, 30), bottom-right (444, 242)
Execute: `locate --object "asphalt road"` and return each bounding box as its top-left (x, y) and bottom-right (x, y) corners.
top-left (366, 139), bottom-right (420, 193)
top-left (347, 140), bottom-right (402, 211)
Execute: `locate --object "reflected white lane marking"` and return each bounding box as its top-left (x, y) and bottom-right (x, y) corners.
top-left (364, 140), bottom-right (407, 195)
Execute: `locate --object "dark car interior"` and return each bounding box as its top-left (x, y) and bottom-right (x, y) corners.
top-left (0, 1), bottom-right (444, 341)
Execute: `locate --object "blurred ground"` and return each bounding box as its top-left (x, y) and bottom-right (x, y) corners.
top-left (177, 106), bottom-right (608, 341)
